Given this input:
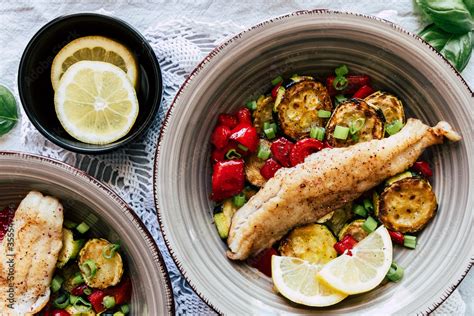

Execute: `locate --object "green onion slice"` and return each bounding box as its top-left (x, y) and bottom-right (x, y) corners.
top-left (114, 312), bottom-right (126, 316)
top-left (404, 235), bottom-right (417, 249)
top-left (386, 261), bottom-right (404, 282)
top-left (310, 127), bottom-right (325, 141)
top-left (257, 145), bottom-right (271, 160)
top-left (333, 76), bottom-right (348, 91)
top-left (72, 295), bottom-right (92, 312)
top-left (353, 204), bottom-right (367, 218)
top-left (83, 287), bottom-right (92, 295)
top-left (103, 295), bottom-right (116, 309)
top-left (363, 198), bottom-right (374, 212)
top-left (271, 75), bottom-right (283, 86)
top-left (385, 119), bottom-right (404, 135)
top-left (362, 216), bottom-right (378, 233)
top-left (72, 272), bottom-right (84, 286)
top-left (103, 243), bottom-right (121, 259)
top-left (335, 65), bottom-right (349, 77)
top-left (225, 149), bottom-right (241, 160)
top-left (333, 125), bottom-right (350, 140)
top-left (233, 193), bottom-right (246, 208)
top-left (237, 144), bottom-right (248, 152)
top-left (81, 259), bottom-right (97, 278)
top-left (51, 275), bottom-right (64, 293)
top-left (76, 221), bottom-right (90, 234)
top-left (246, 100), bottom-right (257, 111)
top-left (53, 292), bottom-right (70, 309)
top-left (120, 304), bottom-right (130, 314)
top-left (349, 118), bottom-right (366, 135)
top-left (318, 110), bottom-right (332, 118)
top-left (335, 94), bottom-right (347, 105)
top-left (64, 219), bottom-right (78, 229)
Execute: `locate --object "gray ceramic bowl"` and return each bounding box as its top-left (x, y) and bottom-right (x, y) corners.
top-left (0, 152), bottom-right (174, 315)
top-left (154, 10), bottom-right (473, 314)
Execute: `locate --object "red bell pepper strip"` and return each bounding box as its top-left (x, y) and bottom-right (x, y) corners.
top-left (211, 159), bottom-right (245, 201)
top-left (326, 75), bottom-right (371, 96)
top-left (0, 205), bottom-right (15, 241)
top-left (88, 290), bottom-right (106, 313)
top-left (270, 137), bottom-right (294, 167)
top-left (334, 234), bottom-right (357, 256)
top-left (260, 158), bottom-right (283, 180)
top-left (352, 84), bottom-right (375, 99)
top-left (289, 138), bottom-right (324, 167)
top-left (229, 123), bottom-right (259, 153)
top-left (236, 107), bottom-right (252, 125)
top-left (211, 125), bottom-right (231, 149)
top-left (218, 113), bottom-right (238, 129)
top-left (271, 82), bottom-right (282, 99)
top-left (105, 278), bottom-right (132, 305)
top-left (47, 310), bottom-right (71, 316)
top-left (388, 230), bottom-right (405, 245)
top-left (247, 247), bottom-right (278, 277)
top-left (412, 161), bottom-right (433, 178)
top-left (71, 284), bottom-right (90, 296)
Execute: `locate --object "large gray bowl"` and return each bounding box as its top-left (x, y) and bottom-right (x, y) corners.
top-left (154, 10), bottom-right (473, 314)
top-left (0, 152), bottom-right (174, 315)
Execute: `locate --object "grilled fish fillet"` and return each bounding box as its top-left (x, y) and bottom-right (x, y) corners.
top-left (0, 191), bottom-right (63, 315)
top-left (227, 119), bottom-right (461, 260)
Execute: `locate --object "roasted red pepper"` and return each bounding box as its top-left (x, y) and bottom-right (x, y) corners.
top-left (211, 159), bottom-right (245, 201)
top-left (271, 82), bottom-right (282, 99)
top-left (0, 205), bottom-right (15, 241)
top-left (270, 137), bottom-right (294, 167)
top-left (412, 161), bottom-right (433, 178)
top-left (388, 230), bottom-right (405, 245)
top-left (105, 278), bottom-right (132, 305)
top-left (334, 234), bottom-right (357, 255)
top-left (326, 75), bottom-right (371, 96)
top-left (260, 158), bottom-right (283, 180)
top-left (352, 84), bottom-right (375, 99)
top-left (88, 290), bottom-right (106, 313)
top-left (247, 247), bottom-right (278, 277)
top-left (218, 113), bottom-right (238, 129)
top-left (211, 125), bottom-right (231, 149)
top-left (289, 138), bottom-right (324, 166)
top-left (229, 123), bottom-right (259, 153)
top-left (71, 284), bottom-right (90, 296)
top-left (46, 310), bottom-right (71, 316)
top-left (236, 107), bottom-right (252, 125)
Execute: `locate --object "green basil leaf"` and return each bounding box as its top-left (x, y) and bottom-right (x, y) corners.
top-left (420, 24), bottom-right (473, 71)
top-left (0, 85), bottom-right (18, 136)
top-left (416, 0), bottom-right (473, 34)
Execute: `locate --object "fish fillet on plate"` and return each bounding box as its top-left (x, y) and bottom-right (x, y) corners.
top-left (0, 191), bottom-right (64, 314)
top-left (227, 119), bottom-right (461, 260)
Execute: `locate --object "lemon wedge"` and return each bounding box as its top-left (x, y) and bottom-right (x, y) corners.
top-left (51, 35), bottom-right (138, 90)
top-left (54, 60), bottom-right (139, 145)
top-left (318, 226), bottom-right (393, 295)
top-left (272, 256), bottom-right (348, 307)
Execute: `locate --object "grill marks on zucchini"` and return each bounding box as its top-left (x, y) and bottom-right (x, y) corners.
top-left (378, 177), bottom-right (437, 233)
top-left (325, 99), bottom-right (385, 147)
top-left (277, 80), bottom-right (332, 140)
top-left (365, 91), bottom-right (405, 126)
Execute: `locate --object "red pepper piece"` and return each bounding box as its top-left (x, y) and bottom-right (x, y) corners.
top-left (0, 205), bottom-right (15, 241)
top-left (270, 137), bottom-right (294, 167)
top-left (289, 138), bottom-right (324, 167)
top-left (388, 230), bottom-right (405, 245)
top-left (326, 75), bottom-right (371, 96)
top-left (218, 113), bottom-right (238, 129)
top-left (229, 123), bottom-right (259, 153)
top-left (247, 247), bottom-right (278, 277)
top-left (334, 234), bottom-right (358, 255)
top-left (211, 159), bottom-right (245, 201)
top-left (271, 82), bottom-right (282, 99)
top-left (71, 284), bottom-right (89, 296)
top-left (260, 158), bottom-right (283, 180)
top-left (105, 278), bottom-right (132, 305)
top-left (322, 141), bottom-right (333, 149)
top-left (48, 310), bottom-right (71, 316)
top-left (88, 290), bottom-right (106, 313)
top-left (236, 107), bottom-right (252, 125)
top-left (211, 125), bottom-right (231, 149)
top-left (412, 161), bottom-right (433, 178)
top-left (352, 84), bottom-right (375, 99)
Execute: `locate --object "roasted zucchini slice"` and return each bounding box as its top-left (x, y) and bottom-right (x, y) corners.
top-left (213, 199), bottom-right (237, 239)
top-left (57, 228), bottom-right (85, 268)
top-left (365, 91), bottom-right (405, 125)
top-left (325, 99), bottom-right (384, 147)
top-left (338, 219), bottom-right (369, 241)
top-left (279, 223), bottom-right (337, 264)
top-left (326, 203), bottom-right (353, 236)
top-left (245, 139), bottom-right (271, 187)
top-left (253, 95), bottom-right (274, 134)
top-left (385, 171), bottom-right (414, 186)
top-left (277, 80), bottom-right (332, 140)
top-left (378, 177), bottom-right (437, 233)
top-left (316, 211), bottom-right (334, 224)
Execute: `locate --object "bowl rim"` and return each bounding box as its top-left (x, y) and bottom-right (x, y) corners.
top-left (153, 9), bottom-right (473, 314)
top-left (0, 150), bottom-right (175, 314)
top-left (17, 12), bottom-right (163, 154)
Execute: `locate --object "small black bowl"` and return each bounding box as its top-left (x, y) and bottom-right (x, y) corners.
top-left (18, 13), bottom-right (162, 154)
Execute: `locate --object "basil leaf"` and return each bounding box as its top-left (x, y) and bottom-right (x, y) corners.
top-left (420, 24), bottom-right (473, 71)
top-left (0, 85), bottom-right (18, 136)
top-left (416, 0), bottom-right (473, 34)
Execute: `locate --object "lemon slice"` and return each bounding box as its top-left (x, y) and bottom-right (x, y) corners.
top-left (54, 60), bottom-right (139, 145)
top-left (272, 256), bottom-right (348, 307)
top-left (318, 226), bottom-right (392, 295)
top-left (51, 35), bottom-right (138, 90)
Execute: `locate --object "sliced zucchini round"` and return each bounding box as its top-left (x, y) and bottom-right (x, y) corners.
top-left (325, 99), bottom-right (385, 147)
top-left (385, 171), bottom-right (414, 187)
top-left (79, 238), bottom-right (124, 289)
top-left (378, 177), bottom-right (437, 233)
top-left (253, 95), bottom-right (274, 134)
top-left (277, 80), bottom-right (332, 140)
top-left (316, 210), bottom-right (334, 224)
top-left (338, 219), bottom-right (369, 241)
top-left (326, 203), bottom-right (353, 236)
top-left (245, 139), bottom-right (271, 187)
top-left (364, 91), bottom-right (405, 125)
top-left (57, 228), bottom-right (84, 268)
top-left (279, 223), bottom-right (337, 265)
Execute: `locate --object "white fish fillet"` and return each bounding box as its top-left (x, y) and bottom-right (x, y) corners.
top-left (227, 119), bottom-right (461, 260)
top-left (0, 191), bottom-right (64, 315)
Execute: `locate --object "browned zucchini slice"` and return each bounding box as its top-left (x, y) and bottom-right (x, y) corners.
top-left (253, 95), bottom-right (274, 134)
top-left (245, 139), bottom-right (271, 187)
top-left (277, 80), bottom-right (332, 140)
top-left (365, 91), bottom-right (405, 125)
top-left (338, 219), bottom-right (369, 241)
top-left (378, 177), bottom-right (437, 233)
top-left (326, 203), bottom-right (353, 236)
top-left (325, 99), bottom-right (385, 147)
top-left (279, 223), bottom-right (337, 264)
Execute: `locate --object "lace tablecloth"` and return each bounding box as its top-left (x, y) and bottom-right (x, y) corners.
top-left (0, 1), bottom-right (472, 315)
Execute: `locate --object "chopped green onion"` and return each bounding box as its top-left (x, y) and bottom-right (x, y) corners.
top-left (362, 216), bottom-right (378, 233)
top-left (233, 193), bottom-right (246, 208)
top-left (333, 76), bottom-right (348, 90)
top-left (273, 86), bottom-right (286, 112)
top-left (64, 219), bottom-right (78, 229)
top-left (103, 243), bottom-right (121, 259)
top-left (72, 272), bottom-right (84, 285)
top-left (385, 119), bottom-right (404, 135)
top-left (225, 149), bottom-right (241, 160)
top-left (351, 133), bottom-right (359, 142)
top-left (246, 100), bottom-right (257, 111)
top-left (333, 125), bottom-right (350, 140)
top-left (76, 221), bottom-right (90, 234)
top-left (310, 127), bottom-right (325, 141)
top-left (53, 292), bottom-right (70, 309)
top-left (263, 122), bottom-right (278, 140)
top-left (257, 145), bottom-right (271, 160)
top-left (50, 275), bottom-right (64, 293)
top-left (271, 75), bottom-right (283, 86)
top-left (120, 304), bottom-right (130, 314)
top-left (386, 261), bottom-right (404, 282)
top-left (353, 204), bottom-right (367, 217)
top-left (237, 144), bottom-right (248, 152)
top-left (114, 312), bottom-right (126, 316)
top-left (349, 118), bottom-right (366, 135)
top-left (264, 128), bottom-right (276, 139)
top-left (72, 295), bottom-right (92, 312)
top-left (335, 65), bottom-right (349, 77)
top-left (81, 259), bottom-right (97, 278)
top-left (363, 198), bottom-right (374, 212)
top-left (83, 287), bottom-right (92, 295)
top-left (335, 94), bottom-right (347, 105)
top-left (404, 235), bottom-right (417, 249)
top-left (318, 110), bottom-right (332, 118)
top-left (103, 295), bottom-right (116, 309)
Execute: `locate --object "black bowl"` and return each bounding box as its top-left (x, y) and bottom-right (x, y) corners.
top-left (18, 13), bottom-right (162, 154)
